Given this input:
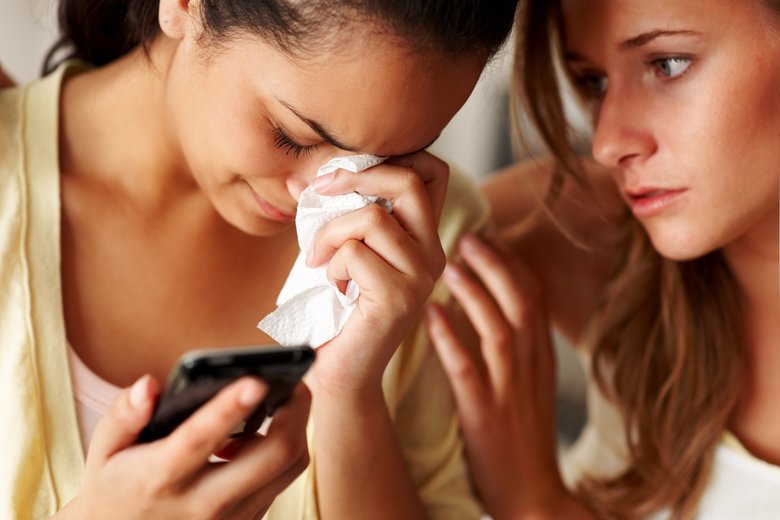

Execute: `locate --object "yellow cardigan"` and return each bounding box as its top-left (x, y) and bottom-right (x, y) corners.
top-left (0, 63), bottom-right (488, 519)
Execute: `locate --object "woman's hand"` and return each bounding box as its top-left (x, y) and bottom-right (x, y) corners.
top-left (425, 234), bottom-right (593, 520)
top-left (300, 151), bottom-right (447, 519)
top-left (56, 375), bottom-right (311, 519)
top-left (306, 151), bottom-right (448, 396)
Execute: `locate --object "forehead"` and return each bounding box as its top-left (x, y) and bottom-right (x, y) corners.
top-left (560, 0), bottom-right (764, 50)
top-left (229, 29), bottom-right (483, 156)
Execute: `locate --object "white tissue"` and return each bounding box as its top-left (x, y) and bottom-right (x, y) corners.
top-left (258, 155), bottom-right (390, 347)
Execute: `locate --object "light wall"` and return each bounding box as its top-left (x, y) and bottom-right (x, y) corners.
top-left (0, 0), bottom-right (58, 83)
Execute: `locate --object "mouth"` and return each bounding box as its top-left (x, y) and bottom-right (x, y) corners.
top-left (625, 187), bottom-right (688, 218)
top-left (244, 182), bottom-right (296, 223)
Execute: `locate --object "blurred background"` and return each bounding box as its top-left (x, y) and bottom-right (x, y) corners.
top-left (0, 0), bottom-right (587, 446)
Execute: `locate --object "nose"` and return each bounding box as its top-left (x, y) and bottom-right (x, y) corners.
top-left (286, 175), bottom-right (309, 201)
top-left (591, 87), bottom-right (657, 168)
top-left (286, 157), bottom-right (322, 201)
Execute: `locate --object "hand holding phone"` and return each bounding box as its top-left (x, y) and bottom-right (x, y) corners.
top-left (137, 344), bottom-right (315, 443)
top-left (57, 371), bottom-right (312, 519)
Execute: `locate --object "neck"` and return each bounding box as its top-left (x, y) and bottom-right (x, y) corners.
top-left (724, 205), bottom-right (780, 463)
top-left (59, 37), bottom-right (194, 215)
top-left (722, 207), bottom-right (780, 350)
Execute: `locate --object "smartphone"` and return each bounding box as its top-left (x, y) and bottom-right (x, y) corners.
top-left (137, 344), bottom-right (315, 443)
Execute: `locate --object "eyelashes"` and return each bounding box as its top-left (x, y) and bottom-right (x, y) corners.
top-left (272, 126), bottom-right (319, 159)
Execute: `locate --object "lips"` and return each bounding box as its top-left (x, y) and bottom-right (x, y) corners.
top-left (244, 181), bottom-right (296, 223)
top-left (625, 187), bottom-right (688, 218)
top-left (628, 188), bottom-right (666, 199)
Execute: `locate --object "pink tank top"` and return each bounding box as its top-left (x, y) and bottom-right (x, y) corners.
top-left (66, 345), bottom-right (122, 454)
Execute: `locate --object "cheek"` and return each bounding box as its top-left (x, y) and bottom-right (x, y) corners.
top-left (174, 101), bottom-right (284, 185)
top-left (706, 48), bottom-right (780, 163)
top-left (707, 73), bottom-right (780, 197)
top-left (165, 69), bottom-right (281, 183)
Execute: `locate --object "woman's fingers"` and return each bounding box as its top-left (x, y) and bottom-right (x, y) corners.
top-left (385, 151), bottom-right (450, 224)
top-left (196, 383), bottom-right (311, 505)
top-left (223, 452), bottom-right (310, 519)
top-left (456, 235), bottom-right (556, 386)
top-left (440, 262), bottom-right (516, 391)
top-left (307, 203), bottom-right (426, 276)
top-left (85, 380), bottom-right (308, 519)
top-left (425, 303), bottom-right (490, 425)
top-left (312, 154), bottom-right (446, 276)
top-left (159, 377), bottom-right (268, 481)
top-left (324, 238), bottom-right (438, 329)
top-left (88, 374), bottom-right (159, 465)
top-left (458, 235), bottom-right (538, 331)
top-left (487, 235), bottom-right (557, 391)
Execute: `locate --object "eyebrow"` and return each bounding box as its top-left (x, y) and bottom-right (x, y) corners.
top-left (278, 98), bottom-right (440, 156)
top-left (279, 99), bottom-right (360, 152)
top-left (618, 29), bottom-right (701, 50)
top-left (564, 29), bottom-right (701, 65)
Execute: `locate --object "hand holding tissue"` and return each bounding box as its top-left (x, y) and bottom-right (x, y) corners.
top-left (258, 155), bottom-right (389, 347)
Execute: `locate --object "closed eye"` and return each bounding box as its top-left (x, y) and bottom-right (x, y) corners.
top-left (273, 127), bottom-right (320, 159)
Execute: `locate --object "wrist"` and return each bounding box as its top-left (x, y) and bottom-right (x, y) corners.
top-left (309, 361), bottom-right (386, 404)
top-left (312, 376), bottom-right (386, 408)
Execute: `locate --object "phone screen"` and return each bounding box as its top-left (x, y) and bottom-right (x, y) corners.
top-left (137, 345), bottom-right (314, 443)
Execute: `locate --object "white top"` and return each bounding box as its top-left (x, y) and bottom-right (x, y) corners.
top-left (561, 351), bottom-right (780, 519)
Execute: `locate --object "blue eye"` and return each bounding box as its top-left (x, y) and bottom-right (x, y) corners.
top-left (273, 127), bottom-right (319, 159)
top-left (653, 57), bottom-right (691, 79)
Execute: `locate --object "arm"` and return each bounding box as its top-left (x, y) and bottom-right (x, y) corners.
top-left (304, 152), bottom-right (453, 519)
top-left (311, 386), bottom-right (428, 519)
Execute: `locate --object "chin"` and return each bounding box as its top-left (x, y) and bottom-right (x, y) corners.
top-left (233, 214), bottom-right (292, 237)
top-left (645, 229), bottom-right (719, 263)
top-left (215, 200), bottom-right (292, 238)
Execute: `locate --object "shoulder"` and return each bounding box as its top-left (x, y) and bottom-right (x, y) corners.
top-left (1, 63), bottom-right (80, 184)
top-left (483, 157), bottom-right (626, 234)
top-left (482, 158), bottom-right (630, 344)
top-left (1, 63), bottom-right (76, 174)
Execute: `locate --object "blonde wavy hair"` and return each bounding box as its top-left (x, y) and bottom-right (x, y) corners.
top-left (510, 0), bottom-right (779, 517)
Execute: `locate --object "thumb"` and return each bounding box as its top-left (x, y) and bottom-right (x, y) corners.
top-left (87, 374), bottom-right (159, 463)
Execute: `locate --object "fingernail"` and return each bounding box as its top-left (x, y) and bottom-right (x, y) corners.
top-left (129, 375), bottom-right (150, 409)
top-left (443, 264), bottom-right (463, 281)
top-left (306, 246), bottom-right (316, 267)
top-left (424, 303), bottom-right (441, 322)
top-left (239, 379), bottom-right (265, 408)
top-left (459, 234), bottom-right (481, 254)
top-left (311, 173), bottom-right (335, 191)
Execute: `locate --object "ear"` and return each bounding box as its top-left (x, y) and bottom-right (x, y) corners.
top-left (158, 0), bottom-right (201, 40)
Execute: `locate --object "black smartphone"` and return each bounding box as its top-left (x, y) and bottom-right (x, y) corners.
top-left (137, 344), bottom-right (315, 443)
